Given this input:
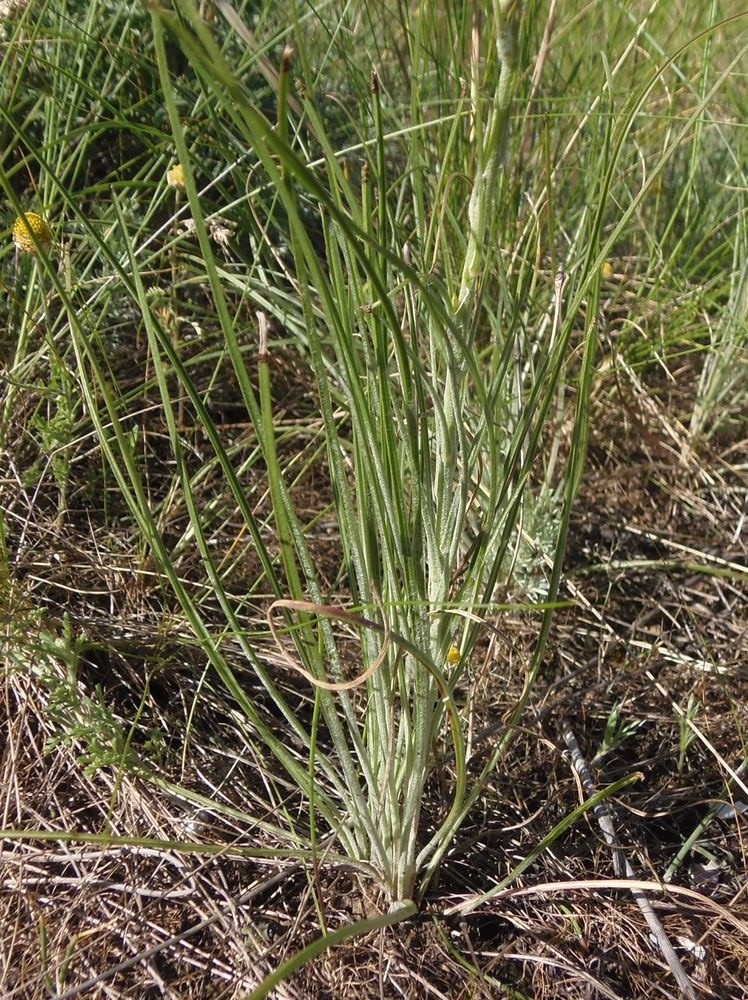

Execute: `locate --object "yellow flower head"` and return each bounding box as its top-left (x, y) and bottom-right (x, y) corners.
top-left (12, 211), bottom-right (53, 255)
top-left (167, 163), bottom-right (186, 190)
top-left (446, 645), bottom-right (461, 665)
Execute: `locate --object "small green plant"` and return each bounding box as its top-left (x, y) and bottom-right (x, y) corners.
top-left (3, 211), bottom-right (79, 519)
top-left (593, 701), bottom-right (646, 764)
top-left (691, 184), bottom-right (748, 441)
top-left (25, 618), bottom-right (126, 775)
top-left (677, 691), bottom-right (700, 773)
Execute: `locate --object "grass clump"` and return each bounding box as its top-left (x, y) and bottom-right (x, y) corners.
top-left (1, 1), bottom-right (746, 996)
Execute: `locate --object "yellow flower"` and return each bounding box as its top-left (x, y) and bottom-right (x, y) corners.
top-left (446, 645), bottom-right (461, 665)
top-left (601, 260), bottom-right (615, 280)
top-left (167, 163), bottom-right (185, 190)
top-left (12, 211), bottom-right (53, 254)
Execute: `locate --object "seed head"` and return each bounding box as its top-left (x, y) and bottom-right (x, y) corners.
top-left (12, 211), bottom-right (53, 255)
